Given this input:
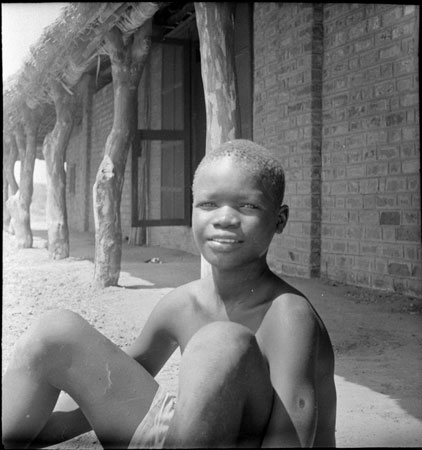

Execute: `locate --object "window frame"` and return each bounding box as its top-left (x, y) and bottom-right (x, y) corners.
top-left (131, 37), bottom-right (191, 227)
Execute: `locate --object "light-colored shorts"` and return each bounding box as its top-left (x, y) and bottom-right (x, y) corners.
top-left (128, 386), bottom-right (176, 449)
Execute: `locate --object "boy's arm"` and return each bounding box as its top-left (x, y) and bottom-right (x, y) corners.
top-left (260, 296), bottom-right (319, 447)
top-left (124, 288), bottom-right (182, 376)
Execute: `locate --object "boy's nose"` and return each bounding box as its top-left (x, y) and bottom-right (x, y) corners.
top-left (212, 206), bottom-right (240, 228)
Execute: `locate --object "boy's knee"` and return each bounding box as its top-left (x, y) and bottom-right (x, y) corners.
top-left (14, 309), bottom-right (86, 368)
top-left (185, 321), bottom-right (258, 360)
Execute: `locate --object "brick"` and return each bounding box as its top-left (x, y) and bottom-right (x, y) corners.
top-left (363, 195), bottom-right (376, 209)
top-left (386, 112), bottom-right (405, 127)
top-left (364, 226), bottom-right (382, 240)
top-left (378, 146), bottom-right (400, 159)
top-left (354, 37), bottom-right (373, 52)
top-left (331, 210), bottom-right (348, 223)
top-left (374, 81), bottom-right (395, 97)
top-left (382, 226), bottom-right (396, 241)
top-left (380, 62), bottom-right (393, 79)
top-left (396, 226), bottom-right (421, 242)
top-left (366, 162), bottom-right (388, 176)
top-left (388, 262), bottom-right (410, 277)
top-left (354, 256), bottom-right (373, 271)
top-left (402, 211), bottom-right (419, 225)
top-left (380, 211), bottom-right (400, 225)
top-left (411, 264), bottom-right (422, 278)
top-left (404, 245), bottom-right (419, 260)
top-left (360, 179), bottom-right (379, 194)
top-left (348, 240), bottom-right (359, 254)
top-left (347, 197), bottom-right (363, 209)
top-left (359, 210), bottom-right (379, 224)
top-left (408, 176), bottom-right (420, 191)
top-left (393, 278), bottom-right (406, 293)
top-left (362, 148), bottom-right (377, 161)
top-left (397, 76), bottom-right (413, 92)
top-left (360, 243), bottom-right (378, 255)
top-left (400, 93), bottom-right (418, 107)
top-left (373, 275), bottom-right (393, 290)
top-left (367, 130), bottom-right (387, 145)
top-left (388, 161), bottom-right (401, 175)
top-left (385, 177), bottom-right (407, 192)
top-left (404, 5), bottom-right (416, 16)
top-left (380, 44), bottom-right (401, 60)
top-left (332, 241), bottom-right (346, 253)
top-left (382, 6), bottom-right (403, 25)
top-left (402, 159), bottom-right (420, 174)
top-left (335, 255), bottom-right (354, 269)
top-left (406, 279), bottom-right (422, 297)
top-left (375, 258), bottom-right (387, 274)
top-left (335, 197), bottom-right (345, 208)
top-left (394, 58), bottom-right (416, 76)
top-left (376, 195), bottom-right (397, 208)
top-left (356, 271), bottom-right (371, 287)
top-left (382, 244), bottom-right (403, 258)
top-left (388, 128), bottom-right (402, 143)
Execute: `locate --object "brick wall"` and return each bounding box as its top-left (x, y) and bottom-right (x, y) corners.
top-left (254, 3), bottom-right (324, 278)
top-left (321, 4), bottom-right (420, 296)
top-left (253, 3), bottom-right (420, 296)
top-left (66, 123), bottom-right (84, 230)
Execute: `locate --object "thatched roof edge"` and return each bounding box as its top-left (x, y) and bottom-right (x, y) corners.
top-left (3, 2), bottom-right (163, 136)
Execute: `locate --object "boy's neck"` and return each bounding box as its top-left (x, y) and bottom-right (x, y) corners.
top-left (210, 259), bottom-right (274, 307)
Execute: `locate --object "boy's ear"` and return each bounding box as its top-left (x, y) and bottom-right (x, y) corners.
top-left (275, 205), bottom-right (289, 234)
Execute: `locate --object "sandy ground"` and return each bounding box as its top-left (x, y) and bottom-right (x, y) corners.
top-left (2, 215), bottom-right (422, 448)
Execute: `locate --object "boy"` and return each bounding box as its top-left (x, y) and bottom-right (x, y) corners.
top-left (2, 139), bottom-right (336, 448)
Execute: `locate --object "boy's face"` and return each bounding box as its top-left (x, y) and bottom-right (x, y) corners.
top-left (192, 156), bottom-right (288, 271)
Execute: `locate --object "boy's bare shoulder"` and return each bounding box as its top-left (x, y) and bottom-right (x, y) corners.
top-left (264, 292), bottom-right (319, 331)
top-left (266, 276), bottom-right (325, 328)
top-left (258, 280), bottom-right (326, 350)
top-left (154, 278), bottom-right (203, 317)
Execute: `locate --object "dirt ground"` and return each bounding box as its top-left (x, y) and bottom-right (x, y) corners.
top-left (2, 218), bottom-right (422, 448)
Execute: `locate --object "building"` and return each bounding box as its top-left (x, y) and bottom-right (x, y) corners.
top-left (5, 3), bottom-right (421, 296)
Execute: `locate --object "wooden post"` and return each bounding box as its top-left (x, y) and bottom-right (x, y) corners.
top-left (42, 80), bottom-right (76, 259)
top-left (93, 21), bottom-right (152, 287)
top-left (3, 175), bottom-right (10, 229)
top-left (4, 134), bottom-right (19, 195)
top-left (7, 103), bottom-right (44, 248)
top-left (194, 2), bottom-right (241, 277)
top-left (3, 134), bottom-right (19, 231)
top-left (14, 122), bottom-right (26, 183)
top-left (3, 141), bottom-right (11, 230)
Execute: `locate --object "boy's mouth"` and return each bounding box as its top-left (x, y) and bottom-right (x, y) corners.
top-left (210, 238), bottom-right (242, 244)
top-left (208, 237), bottom-right (243, 244)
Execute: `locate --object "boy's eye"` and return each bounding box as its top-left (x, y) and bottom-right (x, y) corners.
top-left (196, 201), bottom-right (217, 208)
top-left (240, 203), bottom-right (259, 210)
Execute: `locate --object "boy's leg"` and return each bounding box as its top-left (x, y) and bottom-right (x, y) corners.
top-left (165, 321), bottom-right (273, 448)
top-left (2, 309), bottom-right (158, 449)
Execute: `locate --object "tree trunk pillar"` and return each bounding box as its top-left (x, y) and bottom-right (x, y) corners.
top-left (3, 134), bottom-right (19, 231)
top-left (42, 80), bottom-right (75, 259)
top-left (7, 105), bottom-right (43, 248)
top-left (93, 21), bottom-right (153, 287)
top-left (194, 2), bottom-right (241, 277)
top-left (3, 159), bottom-right (10, 229)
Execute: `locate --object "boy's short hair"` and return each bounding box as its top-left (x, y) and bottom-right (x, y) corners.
top-left (193, 139), bottom-right (286, 207)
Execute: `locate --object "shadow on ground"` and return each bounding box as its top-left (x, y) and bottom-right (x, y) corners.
top-left (284, 275), bottom-right (422, 428)
top-left (33, 229), bottom-right (201, 288)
